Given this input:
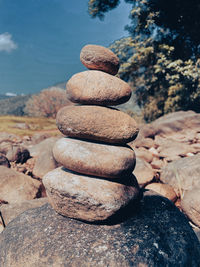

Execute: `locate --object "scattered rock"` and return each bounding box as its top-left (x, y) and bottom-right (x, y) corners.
top-left (181, 188), bottom-right (200, 228)
top-left (133, 158), bottom-right (155, 187)
top-left (33, 148), bottom-right (59, 179)
top-left (150, 157), bottom-right (166, 169)
top-left (145, 183), bottom-right (177, 202)
top-left (0, 198), bottom-right (48, 226)
top-left (43, 167), bottom-right (140, 222)
top-left (155, 136), bottom-right (196, 158)
top-left (133, 137), bottom-right (155, 149)
top-left (0, 166), bottom-right (42, 204)
top-left (0, 142), bottom-right (12, 155)
top-left (66, 70), bottom-right (131, 106)
top-left (0, 132), bottom-right (21, 144)
top-left (6, 145), bottom-right (30, 163)
top-left (28, 137), bottom-right (59, 158)
top-left (0, 196), bottom-right (199, 267)
top-left (134, 147), bottom-right (153, 163)
top-left (56, 105), bottom-right (139, 144)
top-left (139, 110), bottom-right (200, 138)
top-left (53, 137), bottom-right (136, 178)
top-left (30, 133), bottom-right (52, 145)
top-left (13, 123), bottom-right (29, 130)
top-left (80, 44), bottom-right (119, 75)
top-left (160, 155), bottom-right (200, 197)
top-left (0, 154), bottom-right (10, 168)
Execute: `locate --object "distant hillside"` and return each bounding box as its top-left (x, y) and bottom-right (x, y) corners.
top-left (0, 95), bottom-right (32, 116)
top-left (0, 82), bottom-right (68, 116)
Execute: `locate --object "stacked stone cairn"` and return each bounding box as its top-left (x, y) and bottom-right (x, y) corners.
top-left (43, 44), bottom-right (141, 222)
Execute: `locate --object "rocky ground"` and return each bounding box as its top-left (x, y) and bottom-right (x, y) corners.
top-left (0, 110), bottom-right (200, 238)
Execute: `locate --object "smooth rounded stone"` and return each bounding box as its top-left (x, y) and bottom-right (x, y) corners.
top-left (1, 197), bottom-right (200, 267)
top-left (56, 106), bottom-right (139, 144)
top-left (53, 137), bottom-right (136, 179)
top-left (181, 189), bottom-right (200, 228)
top-left (145, 183), bottom-right (177, 203)
top-left (43, 167), bottom-right (140, 222)
top-left (66, 70), bottom-right (131, 106)
top-left (80, 44), bottom-right (119, 75)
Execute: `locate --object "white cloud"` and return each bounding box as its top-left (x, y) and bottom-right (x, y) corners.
top-left (0, 33), bottom-right (17, 52)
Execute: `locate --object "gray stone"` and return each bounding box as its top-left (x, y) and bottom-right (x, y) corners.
top-left (0, 195), bottom-right (199, 266)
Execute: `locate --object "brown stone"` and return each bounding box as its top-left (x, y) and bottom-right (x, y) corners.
top-left (181, 189), bottom-right (200, 228)
top-left (133, 158), bottom-right (155, 187)
top-left (80, 44), bottom-right (119, 75)
top-left (0, 166), bottom-right (42, 204)
top-left (66, 70), bottom-right (131, 106)
top-left (53, 137), bottom-right (136, 178)
top-left (160, 155), bottom-right (200, 197)
top-left (56, 106), bottom-right (139, 144)
top-left (145, 183), bottom-right (177, 202)
top-left (134, 147), bottom-right (153, 163)
top-left (43, 167), bottom-right (140, 222)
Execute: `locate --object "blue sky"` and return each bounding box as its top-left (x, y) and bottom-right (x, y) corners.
top-left (0, 0), bottom-right (131, 95)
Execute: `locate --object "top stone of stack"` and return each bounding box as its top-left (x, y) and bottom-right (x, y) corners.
top-left (80, 44), bottom-right (119, 75)
top-left (67, 44), bottom-right (132, 106)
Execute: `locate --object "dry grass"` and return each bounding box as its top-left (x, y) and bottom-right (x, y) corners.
top-left (0, 115), bottom-right (59, 137)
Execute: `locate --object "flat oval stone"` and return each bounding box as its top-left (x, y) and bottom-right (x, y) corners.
top-left (53, 137), bottom-right (136, 179)
top-left (80, 44), bottom-right (119, 75)
top-left (56, 106), bottom-right (139, 144)
top-left (66, 70), bottom-right (131, 106)
top-left (43, 167), bottom-right (140, 222)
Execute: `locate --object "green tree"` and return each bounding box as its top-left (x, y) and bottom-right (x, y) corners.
top-left (88, 0), bottom-right (200, 121)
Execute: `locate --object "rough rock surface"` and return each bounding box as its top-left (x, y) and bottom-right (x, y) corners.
top-left (160, 155), bottom-right (200, 197)
top-left (0, 198), bottom-right (48, 226)
top-left (181, 188), bottom-right (200, 228)
top-left (0, 166), bottom-right (42, 204)
top-left (133, 158), bottom-right (154, 187)
top-left (66, 70), bottom-right (131, 106)
top-left (53, 137), bottom-right (136, 178)
top-left (145, 183), bottom-right (177, 202)
top-left (0, 196), bottom-right (200, 267)
top-left (56, 106), bottom-right (139, 144)
top-left (80, 44), bottom-right (119, 75)
top-left (43, 167), bottom-right (140, 222)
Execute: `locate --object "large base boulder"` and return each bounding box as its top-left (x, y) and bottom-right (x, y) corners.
top-left (0, 195), bottom-right (199, 267)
